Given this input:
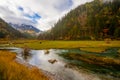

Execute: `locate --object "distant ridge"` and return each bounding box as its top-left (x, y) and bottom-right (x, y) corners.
top-left (0, 18), bottom-right (26, 39)
top-left (9, 23), bottom-right (41, 34)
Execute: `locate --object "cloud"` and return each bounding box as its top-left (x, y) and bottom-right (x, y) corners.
top-left (18, 6), bottom-right (24, 11)
top-left (0, 0), bottom-right (93, 31)
top-left (24, 13), bottom-right (41, 23)
top-left (0, 5), bottom-right (35, 25)
top-left (54, 0), bottom-right (73, 11)
top-left (0, 6), bottom-right (15, 17)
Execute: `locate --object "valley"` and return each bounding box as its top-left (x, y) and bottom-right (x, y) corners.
top-left (0, 0), bottom-right (120, 80)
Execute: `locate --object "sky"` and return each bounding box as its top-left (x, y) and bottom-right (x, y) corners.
top-left (0, 0), bottom-right (93, 31)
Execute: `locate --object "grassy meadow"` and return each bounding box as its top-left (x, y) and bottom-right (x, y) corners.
top-left (0, 40), bottom-right (120, 50)
top-left (0, 51), bottom-right (48, 80)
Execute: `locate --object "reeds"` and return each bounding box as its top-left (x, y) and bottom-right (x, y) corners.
top-left (0, 51), bottom-right (48, 80)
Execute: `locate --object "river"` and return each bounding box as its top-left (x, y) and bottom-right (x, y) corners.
top-left (1, 47), bottom-right (120, 80)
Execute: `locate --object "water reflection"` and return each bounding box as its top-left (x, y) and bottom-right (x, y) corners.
top-left (9, 48), bottom-right (103, 80)
top-left (22, 52), bottom-right (32, 61)
top-left (17, 49), bottom-right (100, 80)
top-left (28, 49), bottom-right (66, 72)
top-left (28, 50), bottom-right (77, 80)
top-left (2, 47), bottom-right (120, 80)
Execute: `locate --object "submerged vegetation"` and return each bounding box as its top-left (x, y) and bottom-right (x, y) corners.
top-left (80, 47), bottom-right (107, 53)
top-left (0, 51), bottom-right (48, 80)
top-left (60, 48), bottom-right (120, 78)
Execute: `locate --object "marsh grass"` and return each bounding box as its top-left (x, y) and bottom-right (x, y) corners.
top-left (5, 40), bottom-right (120, 49)
top-left (0, 51), bottom-right (48, 80)
top-left (60, 53), bottom-right (120, 77)
top-left (118, 49), bottom-right (120, 53)
top-left (80, 47), bottom-right (107, 53)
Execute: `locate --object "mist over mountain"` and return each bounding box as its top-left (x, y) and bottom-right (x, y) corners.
top-left (9, 23), bottom-right (41, 33)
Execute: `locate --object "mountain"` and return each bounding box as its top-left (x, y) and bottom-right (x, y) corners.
top-left (9, 23), bottom-right (41, 35)
top-left (0, 18), bottom-right (26, 39)
top-left (38, 0), bottom-right (120, 40)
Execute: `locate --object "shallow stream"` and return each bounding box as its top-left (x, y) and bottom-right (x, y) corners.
top-left (1, 47), bottom-right (120, 80)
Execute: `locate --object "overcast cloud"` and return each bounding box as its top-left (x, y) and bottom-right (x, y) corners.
top-left (0, 0), bottom-right (93, 31)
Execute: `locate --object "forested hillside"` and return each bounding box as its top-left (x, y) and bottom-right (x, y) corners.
top-left (38, 0), bottom-right (120, 40)
top-left (0, 18), bottom-right (26, 39)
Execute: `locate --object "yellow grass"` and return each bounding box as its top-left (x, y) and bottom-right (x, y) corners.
top-left (0, 51), bottom-right (48, 80)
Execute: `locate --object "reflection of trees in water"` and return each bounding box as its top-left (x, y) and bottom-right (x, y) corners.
top-left (22, 53), bottom-right (31, 60)
top-left (22, 46), bottom-right (31, 61)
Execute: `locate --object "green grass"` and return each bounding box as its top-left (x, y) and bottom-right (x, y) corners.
top-left (5, 40), bottom-right (120, 49)
top-left (80, 47), bottom-right (107, 53)
top-left (0, 40), bottom-right (120, 52)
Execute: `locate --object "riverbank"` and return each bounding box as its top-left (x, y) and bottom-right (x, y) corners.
top-left (0, 51), bottom-right (49, 80)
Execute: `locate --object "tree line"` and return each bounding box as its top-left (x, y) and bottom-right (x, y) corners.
top-left (38, 0), bottom-right (120, 40)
